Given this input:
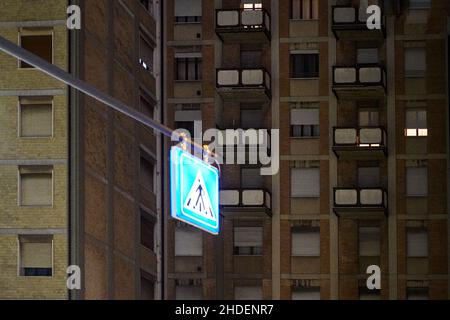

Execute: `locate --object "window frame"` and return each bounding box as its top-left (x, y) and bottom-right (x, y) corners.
top-left (291, 227), bottom-right (321, 257)
top-left (18, 28), bottom-right (54, 69)
top-left (175, 57), bottom-right (202, 81)
top-left (18, 166), bottom-right (54, 207)
top-left (18, 97), bottom-right (54, 138)
top-left (18, 235), bottom-right (54, 277)
top-left (139, 30), bottom-right (155, 73)
top-left (290, 53), bottom-right (320, 79)
top-left (404, 109), bottom-right (428, 137)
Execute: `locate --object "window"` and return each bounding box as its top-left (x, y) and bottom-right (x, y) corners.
top-left (140, 272), bottom-right (155, 300)
top-left (291, 0), bottom-right (319, 20)
top-left (359, 110), bottom-right (379, 127)
top-left (405, 110), bottom-right (427, 137)
top-left (19, 97), bottom-right (53, 137)
top-left (405, 47), bottom-right (426, 77)
top-left (241, 167), bottom-right (263, 189)
top-left (234, 227), bottom-right (263, 256)
top-left (140, 92), bottom-right (155, 119)
top-left (140, 156), bottom-right (154, 193)
top-left (141, 213), bottom-right (155, 251)
top-left (19, 28), bottom-right (52, 68)
top-left (19, 166), bottom-right (53, 206)
top-left (241, 108), bottom-right (263, 129)
top-left (359, 287), bottom-right (381, 300)
top-left (358, 166), bottom-right (380, 188)
top-left (139, 32), bottom-right (154, 72)
top-left (407, 287), bottom-right (429, 300)
top-left (175, 0), bottom-right (202, 23)
top-left (357, 48), bottom-right (379, 64)
top-left (406, 166), bottom-right (428, 196)
top-left (139, 0), bottom-right (153, 13)
top-left (291, 53), bottom-right (319, 78)
top-left (234, 286), bottom-right (262, 300)
top-left (291, 167), bottom-right (320, 197)
top-left (175, 224), bottom-right (203, 256)
top-left (409, 0), bottom-right (431, 10)
top-left (291, 108), bottom-right (319, 137)
top-left (292, 287), bottom-right (320, 300)
top-left (19, 235), bottom-right (53, 277)
top-left (291, 227), bottom-right (320, 257)
top-left (176, 285), bottom-right (203, 300)
top-left (240, 50), bottom-right (262, 68)
top-left (407, 229), bottom-right (428, 257)
top-left (359, 227), bottom-right (380, 257)
top-left (241, 1), bottom-right (263, 10)
top-left (176, 54), bottom-right (202, 80)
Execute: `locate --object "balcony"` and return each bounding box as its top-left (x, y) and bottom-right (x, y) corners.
top-left (333, 188), bottom-right (388, 218)
top-left (220, 189), bottom-right (271, 217)
top-left (333, 64), bottom-right (386, 99)
top-left (216, 8), bottom-right (271, 43)
top-left (216, 68), bottom-right (271, 102)
top-left (333, 127), bottom-right (387, 159)
top-left (331, 4), bottom-right (385, 40)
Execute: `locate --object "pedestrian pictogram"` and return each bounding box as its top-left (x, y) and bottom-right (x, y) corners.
top-left (183, 171), bottom-right (215, 220)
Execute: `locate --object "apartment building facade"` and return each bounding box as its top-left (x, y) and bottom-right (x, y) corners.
top-left (0, 0), bottom-right (161, 299)
top-left (163, 0), bottom-right (449, 300)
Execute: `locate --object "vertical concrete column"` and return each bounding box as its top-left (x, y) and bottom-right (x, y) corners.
top-left (386, 16), bottom-right (398, 300)
top-left (328, 0), bottom-right (338, 300)
top-left (271, 0), bottom-right (281, 300)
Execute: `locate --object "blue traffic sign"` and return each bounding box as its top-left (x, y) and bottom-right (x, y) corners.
top-left (170, 146), bottom-right (220, 235)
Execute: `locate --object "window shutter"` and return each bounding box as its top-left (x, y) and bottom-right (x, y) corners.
top-left (176, 286), bottom-right (203, 300)
top-left (407, 229), bottom-right (428, 257)
top-left (292, 288), bottom-right (320, 300)
top-left (20, 104), bottom-right (52, 137)
top-left (357, 48), bottom-right (379, 64)
top-left (291, 168), bottom-right (320, 197)
top-left (241, 168), bottom-right (263, 188)
top-left (20, 172), bottom-right (52, 206)
top-left (406, 167), bottom-right (428, 196)
top-left (234, 227), bottom-right (263, 247)
top-left (359, 227), bottom-right (380, 256)
top-left (291, 109), bottom-right (319, 125)
top-left (405, 48), bottom-right (426, 75)
top-left (175, 227), bottom-right (203, 256)
top-left (234, 286), bottom-right (262, 300)
top-left (417, 110), bottom-right (427, 128)
top-left (20, 238), bottom-right (52, 268)
top-left (358, 167), bottom-right (380, 188)
top-left (175, 0), bottom-right (202, 17)
top-left (291, 229), bottom-right (320, 256)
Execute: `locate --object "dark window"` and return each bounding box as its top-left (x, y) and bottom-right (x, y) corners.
top-left (139, 33), bottom-right (154, 72)
top-left (240, 50), bottom-right (262, 68)
top-left (234, 246), bottom-right (263, 255)
top-left (291, 125), bottom-right (320, 137)
top-left (23, 268), bottom-right (52, 277)
top-left (140, 94), bottom-right (154, 119)
top-left (140, 156), bottom-right (154, 192)
top-left (141, 214), bottom-right (155, 251)
top-left (175, 121), bottom-right (195, 138)
top-left (291, 54), bottom-right (319, 78)
top-left (175, 16), bottom-right (202, 23)
top-left (20, 32), bottom-right (52, 68)
top-left (140, 0), bottom-right (153, 13)
top-left (176, 57), bottom-right (202, 80)
top-left (141, 272), bottom-right (155, 300)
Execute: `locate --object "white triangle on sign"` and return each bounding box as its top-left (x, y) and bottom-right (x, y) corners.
top-left (183, 170), bottom-right (216, 220)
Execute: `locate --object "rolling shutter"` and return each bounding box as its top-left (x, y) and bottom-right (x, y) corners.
top-left (175, 0), bottom-right (202, 17)
top-left (407, 229), bottom-right (428, 257)
top-left (291, 229), bottom-right (320, 256)
top-left (234, 227), bottom-right (263, 247)
top-left (234, 286), bottom-right (262, 300)
top-left (359, 227), bottom-right (380, 256)
top-left (20, 236), bottom-right (52, 269)
top-left (175, 227), bottom-right (203, 256)
top-left (406, 167), bottom-right (428, 196)
top-left (291, 168), bottom-right (320, 197)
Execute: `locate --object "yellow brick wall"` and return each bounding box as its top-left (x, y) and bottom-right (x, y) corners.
top-left (0, 0), bottom-right (68, 299)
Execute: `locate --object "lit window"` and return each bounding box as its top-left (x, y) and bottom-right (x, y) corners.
top-left (405, 110), bottom-right (427, 137)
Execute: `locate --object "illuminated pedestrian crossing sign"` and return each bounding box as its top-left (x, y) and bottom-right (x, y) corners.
top-left (170, 146), bottom-right (220, 235)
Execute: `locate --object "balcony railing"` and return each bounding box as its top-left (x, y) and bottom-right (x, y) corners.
top-left (332, 2), bottom-right (385, 39)
top-left (333, 127), bottom-right (387, 158)
top-left (332, 64), bottom-right (386, 99)
top-left (220, 188), bottom-right (272, 216)
top-left (333, 187), bottom-right (388, 216)
top-left (216, 8), bottom-right (271, 42)
top-left (216, 68), bottom-right (271, 101)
